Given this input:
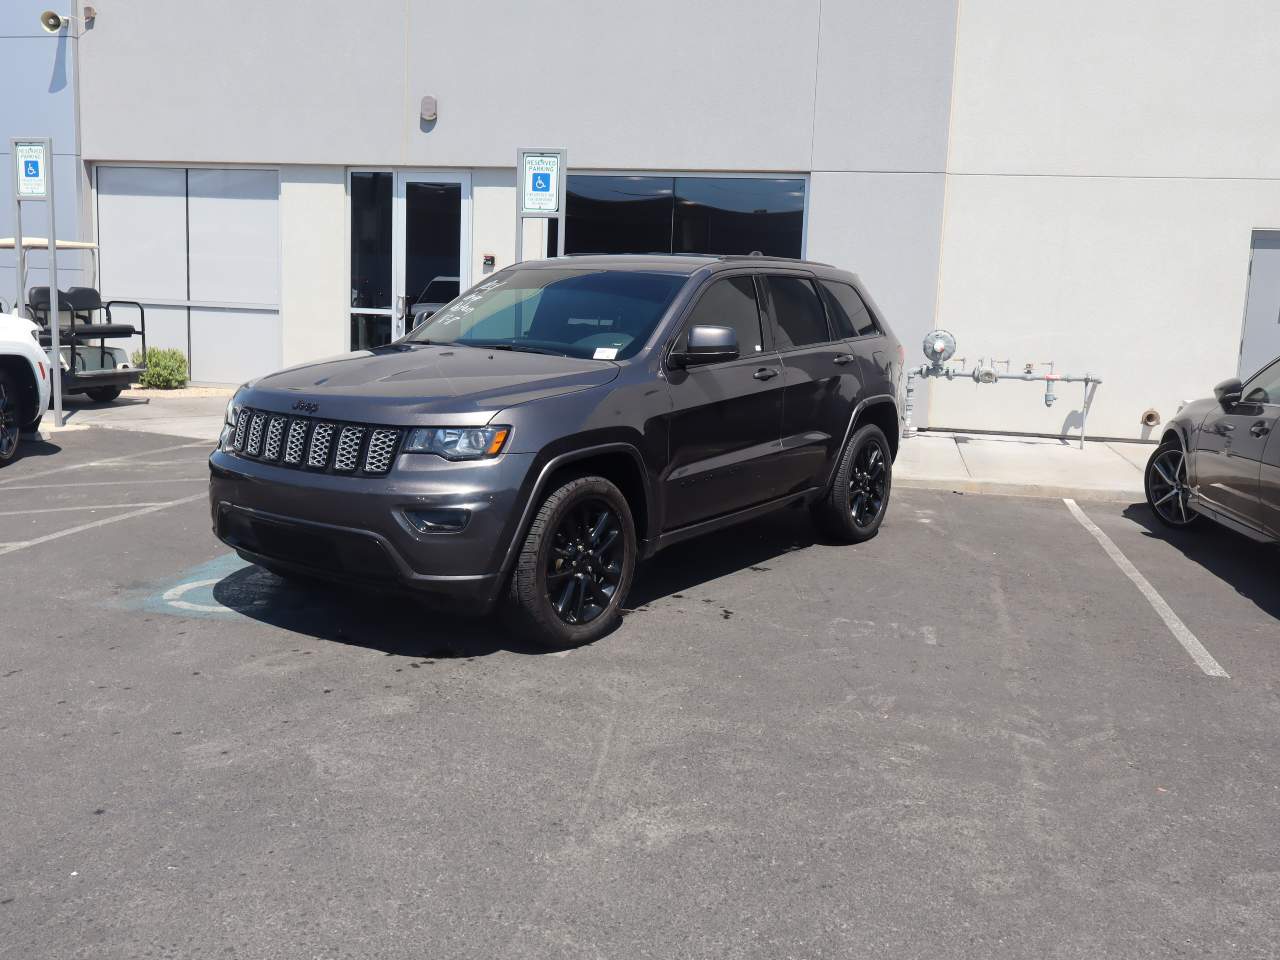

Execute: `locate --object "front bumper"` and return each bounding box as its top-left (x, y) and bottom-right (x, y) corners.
top-left (208, 448), bottom-right (535, 610)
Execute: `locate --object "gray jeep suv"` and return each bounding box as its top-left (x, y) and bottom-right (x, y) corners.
top-left (209, 255), bottom-right (903, 648)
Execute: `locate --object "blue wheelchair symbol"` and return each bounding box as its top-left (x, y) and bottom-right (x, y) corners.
top-left (532, 173), bottom-right (550, 192)
top-left (24, 160), bottom-right (39, 178)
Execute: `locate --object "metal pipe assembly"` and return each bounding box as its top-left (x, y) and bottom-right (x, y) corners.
top-left (903, 330), bottom-right (1102, 449)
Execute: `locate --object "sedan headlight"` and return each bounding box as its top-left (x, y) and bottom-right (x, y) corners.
top-left (403, 425), bottom-right (510, 460)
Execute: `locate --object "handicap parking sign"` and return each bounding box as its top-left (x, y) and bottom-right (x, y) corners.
top-left (521, 151), bottom-right (561, 213)
top-left (14, 141), bottom-right (49, 198)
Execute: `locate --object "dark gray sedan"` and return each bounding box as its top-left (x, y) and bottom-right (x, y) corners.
top-left (1146, 354), bottom-right (1280, 541)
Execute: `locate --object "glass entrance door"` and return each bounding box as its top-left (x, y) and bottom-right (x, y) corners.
top-left (394, 171), bottom-right (470, 340)
top-left (348, 170), bottom-right (470, 350)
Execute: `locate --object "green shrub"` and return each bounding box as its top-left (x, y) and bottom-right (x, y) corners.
top-left (130, 348), bottom-right (188, 389)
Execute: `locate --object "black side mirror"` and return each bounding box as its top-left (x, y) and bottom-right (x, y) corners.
top-left (1214, 377), bottom-right (1243, 409)
top-left (671, 325), bottom-right (739, 368)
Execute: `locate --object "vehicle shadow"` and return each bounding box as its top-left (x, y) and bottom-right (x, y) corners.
top-left (1122, 502), bottom-right (1280, 620)
top-left (11, 434), bottom-right (62, 461)
top-left (209, 505), bottom-right (821, 658)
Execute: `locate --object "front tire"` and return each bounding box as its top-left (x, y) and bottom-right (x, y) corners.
top-left (0, 369), bottom-right (22, 464)
top-left (505, 475), bottom-right (637, 650)
top-left (86, 386), bottom-right (123, 403)
top-left (812, 423), bottom-right (893, 543)
top-left (1145, 438), bottom-right (1197, 528)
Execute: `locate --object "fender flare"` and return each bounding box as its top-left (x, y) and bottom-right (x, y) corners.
top-left (0, 349), bottom-right (46, 425)
top-left (496, 441), bottom-right (654, 580)
top-left (823, 393), bottom-right (898, 490)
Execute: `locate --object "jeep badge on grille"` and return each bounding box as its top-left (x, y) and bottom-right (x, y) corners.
top-left (292, 400), bottom-right (319, 413)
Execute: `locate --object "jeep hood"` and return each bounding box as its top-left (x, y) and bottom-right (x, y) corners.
top-left (242, 344), bottom-right (619, 424)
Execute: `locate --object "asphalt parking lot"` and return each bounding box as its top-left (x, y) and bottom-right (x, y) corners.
top-left (2, 429), bottom-right (1278, 959)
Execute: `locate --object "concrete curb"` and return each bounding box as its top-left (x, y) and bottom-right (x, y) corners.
top-left (896, 476), bottom-right (1143, 503)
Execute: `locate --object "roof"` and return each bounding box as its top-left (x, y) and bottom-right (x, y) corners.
top-left (516, 252), bottom-right (834, 273)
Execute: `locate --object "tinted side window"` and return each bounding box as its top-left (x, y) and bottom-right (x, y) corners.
top-left (677, 276), bottom-right (764, 358)
top-left (1244, 357), bottom-right (1280, 403)
top-left (766, 276), bottom-right (830, 349)
top-left (820, 281), bottom-right (879, 338)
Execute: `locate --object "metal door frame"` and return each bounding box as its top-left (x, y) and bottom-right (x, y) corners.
top-left (393, 169), bottom-right (472, 340)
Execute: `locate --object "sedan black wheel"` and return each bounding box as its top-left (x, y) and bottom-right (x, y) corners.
top-left (0, 371), bottom-right (22, 464)
top-left (507, 475), bottom-right (637, 649)
top-left (1145, 439), bottom-right (1197, 528)
top-left (811, 422), bottom-right (893, 543)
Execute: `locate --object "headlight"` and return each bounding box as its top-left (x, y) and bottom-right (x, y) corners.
top-left (403, 425), bottom-right (510, 460)
top-left (219, 387), bottom-right (246, 451)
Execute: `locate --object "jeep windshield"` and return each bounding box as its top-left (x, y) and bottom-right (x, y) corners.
top-left (405, 267), bottom-right (687, 360)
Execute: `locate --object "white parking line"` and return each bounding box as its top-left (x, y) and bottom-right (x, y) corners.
top-left (0, 502), bottom-right (171, 516)
top-left (0, 441), bottom-right (209, 486)
top-left (0, 494), bottom-right (205, 557)
top-left (0, 477), bottom-right (206, 491)
top-left (1063, 498), bottom-right (1229, 678)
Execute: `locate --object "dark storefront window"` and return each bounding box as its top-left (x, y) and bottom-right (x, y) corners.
top-left (673, 177), bottom-right (805, 258)
top-left (557, 175), bottom-right (804, 259)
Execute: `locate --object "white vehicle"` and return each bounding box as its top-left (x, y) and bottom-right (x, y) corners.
top-left (0, 310), bottom-right (52, 465)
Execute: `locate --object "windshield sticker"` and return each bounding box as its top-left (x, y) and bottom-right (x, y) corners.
top-left (593, 347), bottom-right (619, 360)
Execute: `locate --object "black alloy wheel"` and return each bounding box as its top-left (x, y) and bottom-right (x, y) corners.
top-left (811, 422), bottom-right (893, 543)
top-left (1145, 440), bottom-right (1196, 527)
top-left (545, 497), bottom-right (625, 625)
top-left (849, 437), bottom-right (888, 529)
top-left (507, 474), bottom-right (637, 649)
top-left (0, 372), bottom-right (21, 463)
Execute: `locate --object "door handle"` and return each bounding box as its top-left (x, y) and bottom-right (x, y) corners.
top-left (1217, 423), bottom-right (1236, 435)
top-left (752, 367), bottom-right (779, 381)
top-left (1250, 421), bottom-right (1271, 438)
top-left (833, 354), bottom-right (856, 365)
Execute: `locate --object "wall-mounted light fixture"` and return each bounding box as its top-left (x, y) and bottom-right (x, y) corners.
top-left (420, 96), bottom-right (438, 123)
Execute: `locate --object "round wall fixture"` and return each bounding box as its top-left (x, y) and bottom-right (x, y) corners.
top-left (1141, 408), bottom-right (1161, 427)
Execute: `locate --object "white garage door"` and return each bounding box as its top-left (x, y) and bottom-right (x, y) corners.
top-left (95, 166), bottom-right (281, 385)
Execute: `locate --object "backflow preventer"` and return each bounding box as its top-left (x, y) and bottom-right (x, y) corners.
top-left (903, 330), bottom-right (1102, 449)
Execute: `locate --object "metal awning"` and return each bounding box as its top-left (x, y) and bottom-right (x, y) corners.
top-left (0, 237), bottom-right (98, 250)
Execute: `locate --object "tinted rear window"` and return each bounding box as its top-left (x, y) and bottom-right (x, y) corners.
top-left (766, 276), bottom-right (830, 349)
top-left (820, 281), bottom-right (879, 338)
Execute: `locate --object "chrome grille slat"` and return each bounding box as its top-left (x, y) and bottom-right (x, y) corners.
top-left (233, 409), bottom-right (250, 450)
top-left (283, 419), bottom-right (307, 464)
top-left (308, 422), bottom-right (335, 468)
top-left (334, 426), bottom-right (366, 472)
top-left (263, 416), bottom-right (286, 461)
top-left (245, 412), bottom-right (266, 456)
top-left (363, 428), bottom-right (399, 474)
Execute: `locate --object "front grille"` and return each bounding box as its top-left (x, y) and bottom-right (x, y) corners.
top-left (245, 412), bottom-right (266, 456)
top-left (334, 426), bottom-right (365, 472)
top-left (364, 428), bottom-right (399, 474)
top-left (263, 416), bottom-right (286, 461)
top-left (231, 407), bottom-right (401, 477)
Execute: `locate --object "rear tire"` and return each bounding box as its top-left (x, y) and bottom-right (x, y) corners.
top-left (811, 423), bottom-right (893, 543)
top-left (86, 386), bottom-right (123, 403)
top-left (504, 475), bottom-right (637, 650)
top-left (21, 414), bottom-right (42, 435)
top-left (1145, 438), bottom-right (1198, 528)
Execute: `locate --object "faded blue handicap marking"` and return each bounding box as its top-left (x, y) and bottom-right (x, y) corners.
top-left (139, 552), bottom-right (268, 619)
